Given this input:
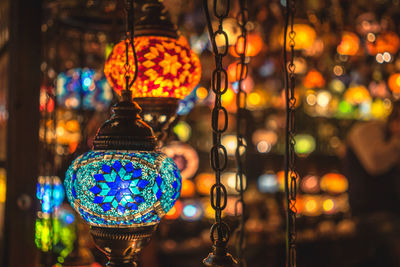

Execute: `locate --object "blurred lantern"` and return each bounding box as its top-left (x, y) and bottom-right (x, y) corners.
top-left (371, 99), bottom-right (392, 119)
top-left (276, 170), bottom-right (299, 192)
top-left (282, 24), bottom-right (316, 50)
top-left (195, 86), bottom-right (209, 101)
top-left (336, 100), bottom-right (354, 118)
top-left (320, 173), bottom-right (348, 194)
top-left (300, 175), bottom-right (320, 194)
top-left (227, 61), bottom-right (247, 83)
top-left (56, 118), bottom-right (81, 147)
top-left (56, 68), bottom-right (113, 111)
top-left (195, 173), bottom-right (214, 195)
top-left (232, 75), bottom-right (254, 93)
top-left (40, 86), bottom-right (55, 113)
top-left (104, 3), bottom-right (201, 137)
top-left (164, 200), bottom-right (182, 220)
top-left (258, 173), bottom-right (279, 193)
top-left (212, 18), bottom-right (241, 47)
top-left (222, 172), bottom-right (247, 195)
top-left (337, 32), bottom-right (360, 56)
top-left (221, 134), bottom-right (246, 156)
top-left (162, 142), bottom-right (199, 180)
top-left (229, 32), bottom-right (264, 57)
top-left (177, 87), bottom-right (198, 116)
top-left (369, 81), bottom-right (390, 98)
top-left (246, 89), bottom-right (269, 110)
top-left (180, 200), bottom-right (203, 221)
top-left (252, 129), bottom-right (278, 154)
top-left (321, 196), bottom-right (336, 215)
top-left (0, 168), bottom-right (5, 203)
top-left (291, 57), bottom-right (308, 75)
top-left (35, 206), bottom-right (77, 260)
top-left (303, 69), bottom-right (326, 89)
top-left (356, 12), bottom-right (380, 35)
top-left (366, 32), bottom-right (400, 55)
top-left (388, 73), bottom-right (400, 94)
top-left (294, 134), bottom-right (316, 156)
top-left (36, 176), bottom-right (65, 214)
top-left (180, 180), bottom-right (196, 198)
top-left (173, 121), bottom-right (192, 142)
top-left (301, 195), bottom-right (322, 216)
top-left (344, 85), bottom-right (371, 105)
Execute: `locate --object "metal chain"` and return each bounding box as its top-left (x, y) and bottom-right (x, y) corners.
top-left (203, 0), bottom-right (231, 250)
top-left (283, 0), bottom-right (298, 266)
top-left (123, 0), bottom-right (138, 98)
top-left (234, 0), bottom-right (248, 266)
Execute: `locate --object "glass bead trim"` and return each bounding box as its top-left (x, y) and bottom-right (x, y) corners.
top-left (65, 150), bottom-right (181, 227)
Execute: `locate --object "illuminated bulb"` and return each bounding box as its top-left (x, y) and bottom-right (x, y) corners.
top-left (221, 135), bottom-right (246, 156)
top-left (367, 32), bottom-right (376, 42)
top-left (322, 198), bottom-right (335, 214)
top-left (173, 121), bottom-right (192, 142)
top-left (376, 53), bottom-right (384, 63)
top-left (316, 90), bottom-right (332, 107)
top-left (258, 174), bottom-right (278, 193)
top-left (301, 175), bottom-right (320, 193)
top-left (196, 87), bottom-right (209, 100)
top-left (306, 92), bottom-right (317, 106)
top-left (383, 52), bottom-right (391, 62)
top-left (181, 201), bottom-right (203, 221)
top-left (256, 141), bottom-right (271, 153)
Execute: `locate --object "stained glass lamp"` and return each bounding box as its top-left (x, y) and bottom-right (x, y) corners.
top-left (64, 91), bottom-right (182, 266)
top-left (104, 0), bottom-right (201, 137)
top-left (56, 68), bottom-right (113, 111)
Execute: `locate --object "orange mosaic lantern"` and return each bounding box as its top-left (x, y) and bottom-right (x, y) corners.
top-left (337, 32), bottom-right (360, 56)
top-left (388, 73), bottom-right (400, 94)
top-left (229, 32), bottom-right (264, 57)
top-left (366, 31), bottom-right (400, 55)
top-left (104, 35), bottom-right (201, 99)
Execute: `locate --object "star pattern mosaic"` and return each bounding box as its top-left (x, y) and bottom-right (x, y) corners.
top-left (89, 160), bottom-right (149, 214)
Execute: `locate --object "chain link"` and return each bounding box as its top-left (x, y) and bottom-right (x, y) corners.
top-left (203, 0), bottom-right (231, 247)
top-left (283, 0), bottom-right (298, 266)
top-left (124, 0), bottom-right (138, 94)
top-left (233, 0), bottom-right (248, 266)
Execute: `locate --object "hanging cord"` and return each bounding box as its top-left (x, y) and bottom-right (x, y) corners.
top-left (283, 0), bottom-right (298, 266)
top-left (203, 0), bottom-right (232, 257)
top-left (234, 0), bottom-right (248, 266)
top-left (123, 0), bottom-right (138, 101)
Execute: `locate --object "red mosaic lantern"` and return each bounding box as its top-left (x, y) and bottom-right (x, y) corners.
top-left (104, 35), bottom-right (201, 100)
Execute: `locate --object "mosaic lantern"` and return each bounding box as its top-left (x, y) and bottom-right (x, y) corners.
top-left (104, 0), bottom-right (201, 137)
top-left (64, 91), bottom-right (182, 266)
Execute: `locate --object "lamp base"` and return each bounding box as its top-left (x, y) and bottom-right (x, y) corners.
top-left (90, 225), bottom-right (157, 267)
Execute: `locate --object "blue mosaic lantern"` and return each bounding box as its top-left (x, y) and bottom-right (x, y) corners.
top-left (64, 87), bottom-right (182, 266)
top-left (65, 150), bottom-right (181, 227)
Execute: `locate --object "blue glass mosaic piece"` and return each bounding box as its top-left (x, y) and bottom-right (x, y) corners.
top-left (64, 150), bottom-right (182, 227)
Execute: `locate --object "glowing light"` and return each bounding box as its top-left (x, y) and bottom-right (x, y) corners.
top-left (221, 134), bottom-right (246, 156)
top-left (195, 173), bottom-right (214, 195)
top-left (196, 87), bottom-right (209, 100)
top-left (164, 200), bottom-right (182, 220)
top-left (162, 142), bottom-right (199, 180)
top-left (0, 168), bottom-right (5, 203)
top-left (180, 179), bottom-right (196, 198)
top-left (276, 170), bottom-right (298, 192)
top-left (181, 201), bottom-right (203, 221)
top-left (229, 33), bottom-right (264, 57)
top-left (252, 129), bottom-right (278, 146)
top-left (302, 195), bottom-right (322, 216)
top-left (316, 90), bottom-right (332, 108)
top-left (344, 85), bottom-right (371, 105)
top-left (258, 174), bottom-right (279, 193)
top-left (64, 151), bottom-right (182, 227)
top-left (173, 121), bottom-right (192, 142)
top-left (104, 36), bottom-right (201, 99)
top-left (36, 176), bottom-right (65, 214)
top-left (306, 91), bottom-right (317, 106)
top-left (282, 24), bottom-right (316, 50)
top-left (366, 31), bottom-right (400, 55)
top-left (303, 69), bottom-right (326, 89)
top-left (388, 73), bottom-right (400, 94)
top-left (333, 65), bottom-right (344, 76)
top-left (294, 134), bottom-right (316, 156)
top-left (222, 172), bottom-right (247, 194)
top-left (256, 141), bottom-right (271, 153)
top-left (322, 198), bottom-right (335, 214)
top-left (337, 32), bottom-right (360, 56)
top-left (320, 173), bottom-right (348, 194)
top-left (301, 175), bottom-right (320, 193)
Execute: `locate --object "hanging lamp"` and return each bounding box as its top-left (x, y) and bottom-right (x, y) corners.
top-left (104, 0), bottom-right (201, 138)
top-left (64, 1), bottom-right (182, 266)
